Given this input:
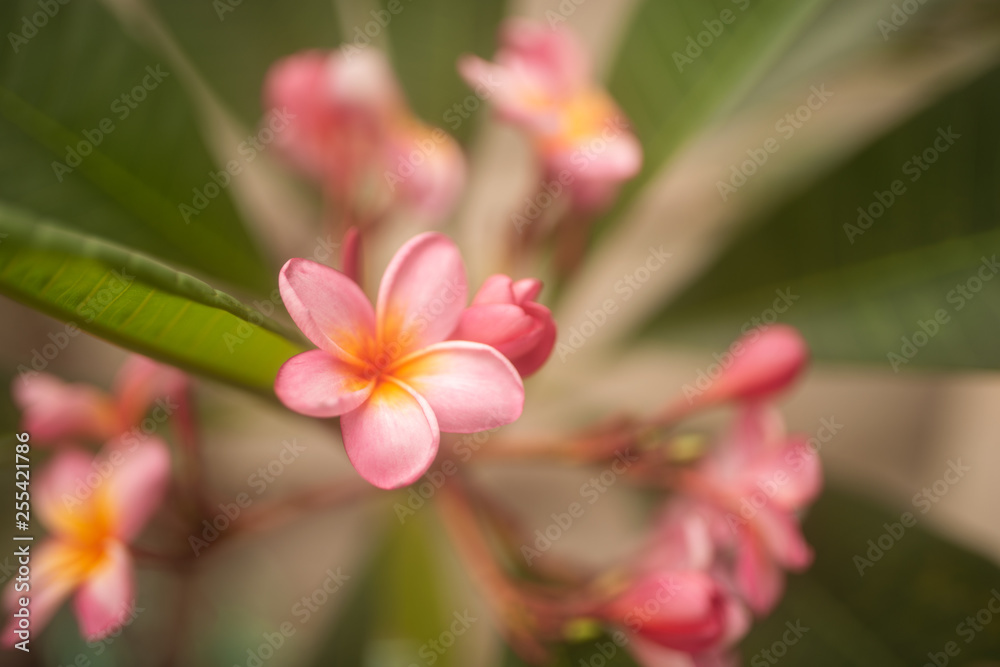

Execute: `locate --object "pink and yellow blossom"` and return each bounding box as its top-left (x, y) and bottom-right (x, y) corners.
top-left (2, 438), bottom-right (171, 644)
top-left (264, 49), bottom-right (465, 221)
top-left (13, 355), bottom-right (187, 446)
top-left (274, 233), bottom-right (525, 489)
top-left (459, 19), bottom-right (642, 212)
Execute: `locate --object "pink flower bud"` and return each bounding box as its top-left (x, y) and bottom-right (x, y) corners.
top-left (450, 274), bottom-right (557, 377)
top-left (598, 570), bottom-right (744, 654)
top-left (683, 326), bottom-right (808, 416)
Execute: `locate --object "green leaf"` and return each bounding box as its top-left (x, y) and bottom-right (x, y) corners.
top-left (307, 510), bottom-right (458, 667)
top-left (741, 486), bottom-right (1000, 665)
top-left (148, 0), bottom-right (343, 123)
top-left (639, 63), bottom-right (1000, 370)
top-left (596, 0), bottom-right (832, 237)
top-left (0, 0), bottom-right (271, 292)
top-left (0, 204), bottom-right (304, 397)
top-left (379, 0), bottom-right (507, 143)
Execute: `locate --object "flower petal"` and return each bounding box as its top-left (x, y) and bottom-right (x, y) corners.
top-left (511, 302), bottom-right (557, 376)
top-left (700, 325), bottom-right (809, 406)
top-left (511, 277), bottom-right (543, 304)
top-left (73, 541), bottom-right (134, 642)
top-left (470, 274), bottom-right (516, 305)
top-left (2, 540), bottom-right (86, 647)
top-left (389, 122), bottom-right (466, 220)
top-left (35, 449), bottom-right (105, 542)
top-left (279, 258), bottom-right (377, 361)
top-left (104, 437), bottom-right (172, 541)
top-left (735, 530), bottom-right (785, 615)
top-left (13, 374), bottom-right (119, 444)
top-left (340, 379), bottom-right (440, 489)
top-left (275, 350), bottom-right (375, 418)
top-left (451, 303), bottom-right (539, 354)
top-left (392, 341), bottom-right (524, 432)
top-left (754, 506), bottom-right (813, 571)
top-left (376, 233), bottom-right (467, 354)
top-left (113, 355), bottom-right (187, 429)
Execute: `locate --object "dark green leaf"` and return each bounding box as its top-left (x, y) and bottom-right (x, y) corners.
top-left (596, 0), bottom-right (832, 237)
top-left (148, 0), bottom-right (343, 123)
top-left (742, 486), bottom-right (1000, 664)
top-left (380, 0), bottom-right (507, 143)
top-left (639, 63), bottom-right (1000, 370)
top-left (0, 0), bottom-right (271, 292)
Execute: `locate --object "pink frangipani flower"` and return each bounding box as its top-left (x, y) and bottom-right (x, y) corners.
top-left (600, 510), bottom-right (748, 667)
top-left (274, 233), bottom-right (525, 489)
top-left (264, 49), bottom-right (465, 221)
top-left (3, 437), bottom-right (171, 644)
top-left (459, 19), bottom-right (642, 212)
top-left (13, 355), bottom-right (187, 446)
top-left (451, 274), bottom-right (556, 377)
top-left (684, 404), bottom-right (822, 614)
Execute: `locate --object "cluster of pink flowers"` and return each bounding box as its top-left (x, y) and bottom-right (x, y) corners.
top-left (584, 326), bottom-right (819, 665)
top-left (274, 232), bottom-right (556, 488)
top-left (4, 358), bottom-right (185, 644)
top-left (264, 19), bottom-right (641, 226)
top-left (4, 19), bottom-right (822, 666)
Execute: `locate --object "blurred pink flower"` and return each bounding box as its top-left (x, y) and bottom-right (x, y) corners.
top-left (459, 19), bottom-right (642, 212)
top-left (600, 511), bottom-right (748, 666)
top-left (684, 404), bottom-right (822, 614)
top-left (13, 355), bottom-right (187, 446)
top-left (689, 325), bottom-right (809, 412)
top-left (274, 233), bottom-right (524, 489)
top-left (264, 49), bottom-right (465, 221)
top-left (3, 437), bottom-right (171, 644)
top-left (451, 274), bottom-right (556, 377)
